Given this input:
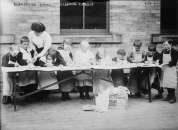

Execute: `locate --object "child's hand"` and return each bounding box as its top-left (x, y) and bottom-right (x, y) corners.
top-left (14, 62), bottom-right (19, 67)
top-left (46, 63), bottom-right (53, 67)
top-left (72, 71), bottom-right (76, 75)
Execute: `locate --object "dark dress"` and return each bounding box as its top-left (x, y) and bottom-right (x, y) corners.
top-left (56, 50), bottom-right (75, 92)
top-left (111, 57), bottom-right (127, 87)
top-left (37, 51), bottom-right (66, 90)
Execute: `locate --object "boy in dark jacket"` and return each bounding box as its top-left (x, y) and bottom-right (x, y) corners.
top-left (2, 45), bottom-right (19, 104)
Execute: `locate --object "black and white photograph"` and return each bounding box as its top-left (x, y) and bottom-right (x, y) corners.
top-left (0, 0), bottom-right (178, 130)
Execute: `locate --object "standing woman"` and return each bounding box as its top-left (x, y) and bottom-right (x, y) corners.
top-left (162, 40), bottom-right (178, 103)
top-left (28, 22), bottom-right (52, 65)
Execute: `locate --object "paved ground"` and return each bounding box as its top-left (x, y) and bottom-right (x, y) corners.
top-left (1, 90), bottom-right (178, 130)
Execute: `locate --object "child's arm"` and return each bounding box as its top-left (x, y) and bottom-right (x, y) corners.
top-left (127, 52), bottom-right (134, 63)
top-left (2, 55), bottom-right (15, 67)
top-left (17, 52), bottom-right (28, 66)
top-left (142, 51), bottom-right (147, 62)
top-left (54, 52), bottom-right (66, 66)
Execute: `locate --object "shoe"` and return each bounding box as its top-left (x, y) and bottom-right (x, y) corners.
top-left (65, 93), bottom-right (71, 100)
top-left (85, 94), bottom-right (91, 100)
top-left (153, 94), bottom-right (163, 99)
top-left (162, 95), bottom-right (171, 101)
top-left (169, 97), bottom-right (176, 104)
top-left (2, 96), bottom-right (11, 104)
top-left (80, 93), bottom-right (85, 99)
top-left (61, 93), bottom-right (67, 101)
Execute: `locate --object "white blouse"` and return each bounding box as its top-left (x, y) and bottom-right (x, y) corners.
top-left (28, 31), bottom-right (52, 57)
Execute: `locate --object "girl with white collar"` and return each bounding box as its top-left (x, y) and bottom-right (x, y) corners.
top-left (17, 36), bottom-right (37, 95)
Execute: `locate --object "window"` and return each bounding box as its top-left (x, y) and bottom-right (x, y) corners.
top-left (60, 0), bottom-right (109, 34)
top-left (161, 0), bottom-right (178, 34)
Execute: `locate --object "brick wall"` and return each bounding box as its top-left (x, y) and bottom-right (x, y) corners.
top-left (110, 0), bottom-right (160, 45)
top-left (0, 0), bottom-right (160, 42)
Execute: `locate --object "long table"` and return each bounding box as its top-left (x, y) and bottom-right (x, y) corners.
top-left (1, 63), bottom-right (162, 111)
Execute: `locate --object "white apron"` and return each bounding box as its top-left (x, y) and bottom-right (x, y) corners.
top-left (162, 53), bottom-right (177, 89)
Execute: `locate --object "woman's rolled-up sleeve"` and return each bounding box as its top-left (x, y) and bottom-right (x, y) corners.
top-left (38, 32), bottom-right (52, 58)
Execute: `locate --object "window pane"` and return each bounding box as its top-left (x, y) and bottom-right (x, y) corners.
top-left (60, 0), bottom-right (83, 29)
top-left (85, 1), bottom-right (107, 29)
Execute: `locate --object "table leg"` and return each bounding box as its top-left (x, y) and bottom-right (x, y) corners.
top-left (148, 68), bottom-right (152, 102)
top-left (12, 73), bottom-right (17, 111)
top-left (91, 69), bottom-right (95, 103)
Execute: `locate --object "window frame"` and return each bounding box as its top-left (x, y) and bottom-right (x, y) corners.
top-left (60, 0), bottom-right (110, 35)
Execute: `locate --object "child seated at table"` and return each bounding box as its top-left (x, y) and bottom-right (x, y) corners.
top-left (1, 45), bottom-right (19, 104)
top-left (74, 40), bottom-right (95, 99)
top-left (37, 46), bottom-right (66, 92)
top-left (141, 44), bottom-right (157, 95)
top-left (127, 40), bottom-right (146, 97)
top-left (57, 39), bottom-right (75, 101)
top-left (111, 49), bottom-right (128, 87)
top-left (152, 43), bottom-right (164, 99)
top-left (17, 36), bottom-right (38, 97)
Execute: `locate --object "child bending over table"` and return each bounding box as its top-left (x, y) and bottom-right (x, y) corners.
top-left (127, 40), bottom-right (146, 97)
top-left (1, 45), bottom-right (19, 104)
top-left (111, 48), bottom-right (129, 87)
top-left (162, 40), bottom-right (178, 103)
top-left (74, 40), bottom-right (95, 99)
top-left (57, 39), bottom-right (75, 101)
top-left (37, 46), bottom-right (66, 93)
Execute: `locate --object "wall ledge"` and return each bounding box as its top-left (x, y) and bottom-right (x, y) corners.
top-left (0, 35), bottom-right (15, 44)
top-left (52, 34), bottom-right (122, 43)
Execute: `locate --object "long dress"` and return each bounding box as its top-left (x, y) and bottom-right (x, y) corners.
top-left (162, 51), bottom-right (177, 89)
top-left (17, 47), bottom-right (37, 87)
